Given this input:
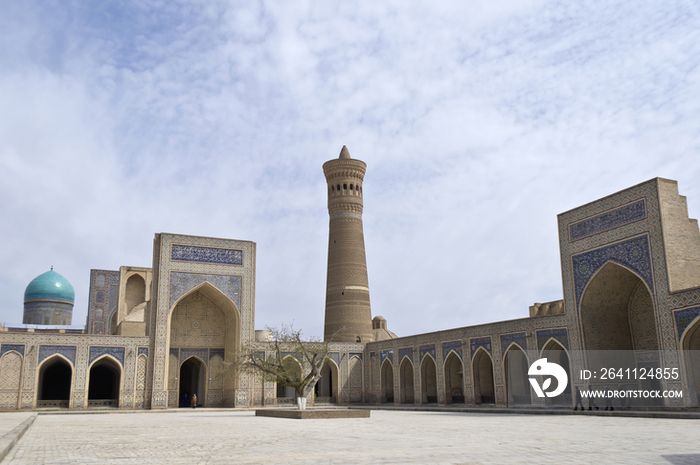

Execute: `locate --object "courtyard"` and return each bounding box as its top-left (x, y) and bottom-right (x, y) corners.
top-left (0, 409), bottom-right (698, 464)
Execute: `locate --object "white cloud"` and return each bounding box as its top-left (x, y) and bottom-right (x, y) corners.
top-left (0, 0), bottom-right (699, 338)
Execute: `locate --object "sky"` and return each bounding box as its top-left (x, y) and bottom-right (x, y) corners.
top-left (1, 0), bottom-right (699, 338)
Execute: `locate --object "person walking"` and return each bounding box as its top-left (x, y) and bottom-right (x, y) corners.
top-left (588, 385), bottom-right (599, 411)
top-left (192, 393), bottom-right (197, 409)
top-left (573, 387), bottom-right (584, 411)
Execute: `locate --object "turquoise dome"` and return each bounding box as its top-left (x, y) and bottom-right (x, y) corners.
top-left (24, 270), bottom-right (75, 303)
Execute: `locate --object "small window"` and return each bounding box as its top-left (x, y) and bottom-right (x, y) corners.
top-left (337, 184), bottom-right (341, 191)
top-left (331, 185), bottom-right (334, 192)
top-left (343, 183), bottom-right (347, 190)
top-left (350, 184), bottom-right (354, 190)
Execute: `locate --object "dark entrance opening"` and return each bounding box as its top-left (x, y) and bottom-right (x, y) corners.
top-left (179, 357), bottom-right (206, 407)
top-left (38, 357), bottom-right (72, 407)
top-left (88, 358), bottom-right (120, 407)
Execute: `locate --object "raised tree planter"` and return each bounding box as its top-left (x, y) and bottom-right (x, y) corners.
top-left (255, 409), bottom-right (370, 419)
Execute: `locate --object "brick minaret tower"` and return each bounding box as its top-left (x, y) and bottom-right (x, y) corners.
top-left (323, 146), bottom-right (374, 343)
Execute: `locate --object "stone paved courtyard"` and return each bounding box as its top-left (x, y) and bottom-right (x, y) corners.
top-left (1, 409), bottom-right (699, 464)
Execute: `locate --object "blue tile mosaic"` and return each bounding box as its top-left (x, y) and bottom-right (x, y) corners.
top-left (350, 352), bottom-right (363, 361)
top-left (569, 200), bottom-right (646, 241)
top-left (138, 347), bottom-right (149, 357)
top-left (500, 333), bottom-right (527, 352)
top-left (379, 349), bottom-right (393, 366)
top-left (536, 328), bottom-right (569, 351)
top-left (282, 352), bottom-right (302, 362)
top-left (0, 344), bottom-right (24, 357)
top-left (181, 348), bottom-right (208, 362)
top-left (38, 345), bottom-right (76, 365)
top-left (442, 341), bottom-right (462, 361)
top-left (398, 347), bottom-right (413, 364)
top-left (572, 235), bottom-right (653, 306)
top-left (419, 344), bottom-right (435, 362)
top-left (469, 337), bottom-right (492, 358)
top-left (674, 307), bottom-right (700, 341)
top-left (170, 348), bottom-right (179, 357)
top-left (171, 244), bottom-right (243, 265)
top-left (169, 273), bottom-right (242, 311)
top-left (209, 348), bottom-right (225, 360)
top-left (329, 352), bottom-right (340, 366)
top-left (89, 346), bottom-right (125, 365)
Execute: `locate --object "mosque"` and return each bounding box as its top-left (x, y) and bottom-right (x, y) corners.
top-left (1, 148), bottom-right (699, 411)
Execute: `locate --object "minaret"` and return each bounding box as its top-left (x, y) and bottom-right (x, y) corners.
top-left (323, 146), bottom-right (374, 343)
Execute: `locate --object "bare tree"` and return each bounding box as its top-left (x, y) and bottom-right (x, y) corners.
top-left (231, 323), bottom-right (332, 410)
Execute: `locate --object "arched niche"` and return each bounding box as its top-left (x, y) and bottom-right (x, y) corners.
top-left (347, 355), bottom-right (363, 403)
top-left (580, 261), bottom-right (659, 351)
top-left (541, 339), bottom-right (572, 406)
top-left (125, 274), bottom-right (146, 314)
top-left (504, 344), bottom-right (531, 406)
top-left (681, 315), bottom-right (700, 406)
top-left (420, 354), bottom-right (438, 404)
top-left (179, 356), bottom-right (207, 407)
top-left (87, 356), bottom-right (122, 408)
top-left (399, 357), bottom-right (415, 404)
top-left (315, 359), bottom-right (339, 403)
top-left (276, 355), bottom-right (302, 401)
top-left (37, 355), bottom-right (73, 408)
top-left (472, 348), bottom-right (495, 404)
top-left (0, 351), bottom-right (22, 409)
top-left (380, 359), bottom-right (394, 403)
top-left (444, 352), bottom-right (464, 404)
top-left (167, 282), bottom-right (241, 406)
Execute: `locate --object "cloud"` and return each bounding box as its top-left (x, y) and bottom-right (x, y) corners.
top-left (0, 0), bottom-right (699, 338)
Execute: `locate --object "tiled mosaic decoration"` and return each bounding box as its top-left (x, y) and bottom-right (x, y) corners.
top-left (419, 344), bottom-right (435, 362)
top-left (39, 345), bottom-right (76, 365)
top-left (150, 234), bottom-right (256, 408)
top-left (171, 245), bottom-right (243, 265)
top-left (86, 270), bottom-right (120, 335)
top-left (569, 199), bottom-right (646, 241)
top-left (500, 333), bottom-right (527, 352)
top-left (88, 346), bottom-right (125, 365)
top-left (572, 235), bottom-right (653, 306)
top-left (675, 307), bottom-right (700, 341)
top-left (1, 345), bottom-right (24, 357)
top-left (442, 341), bottom-right (462, 361)
top-left (470, 337), bottom-right (492, 358)
top-left (536, 329), bottom-right (569, 351)
top-left (398, 347), bottom-right (413, 364)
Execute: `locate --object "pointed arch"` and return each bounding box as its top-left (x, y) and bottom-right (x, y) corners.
top-left (125, 274), bottom-right (146, 314)
top-left (0, 351), bottom-right (22, 409)
top-left (399, 357), bottom-right (415, 404)
top-left (167, 281), bottom-right (241, 340)
top-left (420, 353), bottom-right (438, 404)
top-left (179, 356), bottom-right (207, 407)
top-left (472, 347), bottom-right (495, 404)
top-left (87, 355), bottom-right (122, 408)
top-left (36, 354), bottom-right (73, 408)
top-left (680, 314), bottom-right (700, 406)
top-left (443, 351), bottom-right (464, 404)
top-left (166, 281), bottom-right (241, 407)
top-left (347, 355), bottom-right (363, 403)
top-left (579, 261), bottom-right (659, 351)
top-left (315, 358), bottom-right (339, 403)
top-left (380, 358), bottom-right (395, 403)
top-left (503, 344), bottom-right (531, 406)
top-left (135, 354), bottom-right (148, 392)
top-left (276, 355), bottom-right (302, 401)
top-left (541, 339), bottom-right (573, 406)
